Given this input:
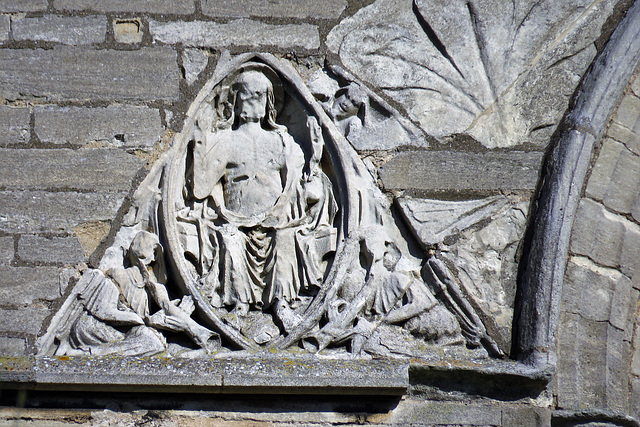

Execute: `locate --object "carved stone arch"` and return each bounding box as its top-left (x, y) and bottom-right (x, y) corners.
top-left (515, 0), bottom-right (640, 375)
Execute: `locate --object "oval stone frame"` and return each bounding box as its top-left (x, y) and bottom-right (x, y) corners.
top-left (161, 53), bottom-right (370, 350)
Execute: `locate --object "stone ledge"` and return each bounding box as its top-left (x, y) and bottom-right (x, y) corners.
top-left (409, 358), bottom-right (553, 400)
top-left (0, 356), bottom-right (409, 395)
top-left (0, 355), bottom-right (553, 397)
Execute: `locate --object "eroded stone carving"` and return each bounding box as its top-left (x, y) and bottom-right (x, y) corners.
top-left (51, 231), bottom-right (218, 357)
top-left (307, 65), bottom-right (426, 150)
top-left (326, 0), bottom-right (619, 148)
top-left (39, 53), bottom-right (501, 359)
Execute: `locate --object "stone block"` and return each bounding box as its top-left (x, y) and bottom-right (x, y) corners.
top-left (0, 106), bottom-right (30, 146)
top-left (563, 256), bottom-right (630, 325)
top-left (379, 151), bottom-right (543, 191)
top-left (12, 15), bottom-right (106, 45)
top-left (113, 18), bottom-right (143, 44)
top-left (182, 48), bottom-right (210, 85)
top-left (150, 20), bottom-right (319, 50)
top-left (570, 198), bottom-right (640, 278)
top-left (18, 235), bottom-right (86, 265)
top-left (613, 92), bottom-right (640, 134)
top-left (0, 15), bottom-right (8, 43)
top-left (632, 323), bottom-right (640, 376)
top-left (0, 307), bottom-right (49, 335)
top-left (607, 122), bottom-right (640, 156)
top-left (0, 336), bottom-right (26, 356)
top-left (0, 0), bottom-right (47, 11)
top-left (557, 313), bottom-right (609, 409)
top-left (35, 105), bottom-right (162, 147)
top-left (0, 266), bottom-right (61, 306)
top-left (0, 149), bottom-right (144, 192)
top-left (0, 190), bottom-right (125, 234)
top-left (632, 377), bottom-right (640, 420)
top-left (220, 357), bottom-right (407, 393)
top-left (0, 236), bottom-right (13, 264)
top-left (0, 46), bottom-right (179, 102)
top-left (586, 138), bottom-right (640, 217)
top-left (368, 400), bottom-right (501, 425)
top-left (201, 0), bottom-right (347, 19)
top-left (604, 327), bottom-right (631, 412)
top-left (502, 406), bottom-right (551, 427)
top-left (54, 0), bottom-right (194, 14)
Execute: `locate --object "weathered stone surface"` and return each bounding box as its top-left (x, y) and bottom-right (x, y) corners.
top-left (0, 0), bottom-right (47, 11)
top-left (18, 236), bottom-right (86, 265)
top-left (0, 149), bottom-right (144, 191)
top-left (0, 266), bottom-right (60, 306)
top-left (0, 307), bottom-right (49, 335)
top-left (516, 0), bottom-right (640, 369)
top-left (563, 256), bottom-right (632, 329)
top-left (612, 93), bottom-right (640, 143)
top-left (221, 358), bottom-right (407, 392)
top-left (0, 191), bottom-right (125, 233)
top-left (557, 312), bottom-right (609, 409)
top-left (150, 20), bottom-right (319, 50)
top-left (439, 197), bottom-right (529, 353)
top-left (201, 0), bottom-right (347, 19)
top-left (11, 356), bottom-right (407, 394)
top-left (586, 139), bottom-right (640, 219)
top-left (604, 327), bottom-right (631, 413)
top-left (35, 105), bottom-right (162, 147)
top-left (0, 46), bottom-right (179, 102)
top-left (379, 151), bottom-right (543, 191)
top-left (12, 15), bottom-right (106, 45)
top-left (570, 198), bottom-right (640, 279)
top-left (0, 337), bottom-right (25, 356)
top-left (368, 400), bottom-right (502, 425)
top-left (0, 15), bottom-right (8, 43)
top-left (633, 321), bottom-right (640, 376)
top-left (608, 121), bottom-right (640, 157)
top-left (74, 221), bottom-right (111, 257)
top-left (327, 0), bottom-right (615, 148)
top-left (54, 0), bottom-right (194, 14)
top-left (182, 48), bottom-right (210, 85)
top-left (113, 18), bottom-right (142, 44)
top-left (398, 195), bottom-right (511, 246)
top-left (502, 406), bottom-right (551, 427)
top-left (0, 236), bottom-right (13, 264)
top-left (0, 106), bottom-right (30, 146)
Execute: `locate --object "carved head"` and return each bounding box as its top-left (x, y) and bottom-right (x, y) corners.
top-left (128, 231), bottom-right (162, 268)
top-left (232, 71), bottom-right (278, 128)
top-left (332, 83), bottom-right (367, 121)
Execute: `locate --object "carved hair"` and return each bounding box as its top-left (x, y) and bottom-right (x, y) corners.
top-left (231, 70), bottom-right (282, 131)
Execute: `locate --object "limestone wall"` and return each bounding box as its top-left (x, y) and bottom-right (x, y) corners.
top-left (0, 0), bottom-right (639, 425)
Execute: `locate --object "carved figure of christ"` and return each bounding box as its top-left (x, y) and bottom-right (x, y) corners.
top-left (191, 71), bottom-right (306, 315)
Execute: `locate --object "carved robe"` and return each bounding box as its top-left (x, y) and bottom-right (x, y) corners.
top-left (188, 126), bottom-right (315, 308)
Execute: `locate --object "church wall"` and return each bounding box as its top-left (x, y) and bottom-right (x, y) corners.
top-left (0, 0), bottom-right (638, 425)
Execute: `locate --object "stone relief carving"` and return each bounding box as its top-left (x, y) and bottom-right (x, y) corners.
top-left (39, 53), bottom-right (502, 359)
top-left (326, 0), bottom-right (619, 148)
top-left (307, 65), bottom-right (426, 150)
top-left (398, 195), bottom-right (529, 352)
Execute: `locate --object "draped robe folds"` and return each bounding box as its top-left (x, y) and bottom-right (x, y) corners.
top-left (186, 126), bottom-right (333, 309)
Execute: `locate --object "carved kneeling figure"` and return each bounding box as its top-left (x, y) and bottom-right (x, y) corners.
top-left (57, 231), bottom-right (218, 357)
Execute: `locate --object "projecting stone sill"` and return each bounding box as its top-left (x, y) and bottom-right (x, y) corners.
top-left (0, 355), bottom-right (551, 396)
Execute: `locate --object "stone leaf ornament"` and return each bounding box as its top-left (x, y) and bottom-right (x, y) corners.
top-left (39, 54), bottom-right (502, 359)
top-left (327, 0), bottom-right (618, 148)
